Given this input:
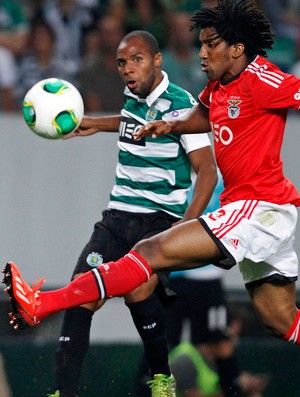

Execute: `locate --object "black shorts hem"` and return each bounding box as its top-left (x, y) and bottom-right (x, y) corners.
top-left (198, 218), bottom-right (236, 270)
top-left (245, 274), bottom-right (298, 289)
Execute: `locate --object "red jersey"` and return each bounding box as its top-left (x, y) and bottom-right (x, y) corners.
top-left (199, 55), bottom-right (300, 207)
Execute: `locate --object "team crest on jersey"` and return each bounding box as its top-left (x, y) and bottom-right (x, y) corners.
top-left (146, 106), bottom-right (158, 122)
top-left (86, 252), bottom-right (103, 267)
top-left (227, 99), bottom-right (242, 119)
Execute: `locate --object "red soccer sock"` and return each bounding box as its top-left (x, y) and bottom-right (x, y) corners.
top-left (283, 310), bottom-right (300, 344)
top-left (35, 250), bottom-right (152, 321)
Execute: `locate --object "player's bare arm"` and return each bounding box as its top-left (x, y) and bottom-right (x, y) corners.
top-left (178, 146), bottom-right (218, 224)
top-left (133, 103), bottom-right (210, 140)
top-left (63, 115), bottom-right (122, 139)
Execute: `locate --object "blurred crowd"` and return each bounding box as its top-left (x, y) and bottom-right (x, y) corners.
top-left (1, 0), bottom-right (300, 113)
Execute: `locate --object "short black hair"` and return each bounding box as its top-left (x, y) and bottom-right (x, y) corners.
top-left (121, 30), bottom-right (160, 56)
top-left (191, 0), bottom-right (274, 59)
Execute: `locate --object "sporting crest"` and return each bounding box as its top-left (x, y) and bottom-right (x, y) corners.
top-left (86, 252), bottom-right (103, 267)
top-left (146, 106), bottom-right (158, 122)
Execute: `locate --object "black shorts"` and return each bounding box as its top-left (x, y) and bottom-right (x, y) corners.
top-left (73, 208), bottom-right (178, 304)
top-left (166, 277), bottom-right (229, 345)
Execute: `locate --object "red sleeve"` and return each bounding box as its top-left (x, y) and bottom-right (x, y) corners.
top-left (198, 81), bottom-right (213, 109)
top-left (250, 71), bottom-right (300, 111)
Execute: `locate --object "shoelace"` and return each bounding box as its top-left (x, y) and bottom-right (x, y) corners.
top-left (147, 377), bottom-right (173, 397)
top-left (29, 278), bottom-right (45, 303)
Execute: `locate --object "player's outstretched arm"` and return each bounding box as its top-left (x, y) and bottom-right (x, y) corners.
top-left (63, 115), bottom-right (122, 139)
top-left (133, 103), bottom-right (210, 140)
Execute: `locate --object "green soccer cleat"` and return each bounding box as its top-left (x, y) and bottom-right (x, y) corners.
top-left (47, 392), bottom-right (60, 397)
top-left (147, 374), bottom-right (176, 397)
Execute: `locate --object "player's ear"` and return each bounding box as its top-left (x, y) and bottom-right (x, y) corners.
top-left (233, 43), bottom-right (245, 58)
top-left (154, 53), bottom-right (162, 67)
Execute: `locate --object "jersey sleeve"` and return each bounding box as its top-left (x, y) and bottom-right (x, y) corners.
top-left (180, 133), bottom-right (211, 153)
top-left (164, 105), bottom-right (211, 153)
top-left (198, 82), bottom-right (212, 109)
top-left (251, 71), bottom-right (300, 111)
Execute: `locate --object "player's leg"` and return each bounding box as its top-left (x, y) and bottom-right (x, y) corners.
top-left (52, 209), bottom-right (135, 397)
top-left (165, 276), bottom-right (188, 349)
top-left (125, 275), bottom-right (175, 397)
top-left (53, 295), bottom-right (105, 397)
top-left (240, 209), bottom-right (300, 344)
top-left (124, 211), bottom-right (180, 397)
top-left (134, 218), bottom-right (223, 272)
top-left (247, 281), bottom-right (299, 341)
top-left (3, 219), bottom-right (223, 328)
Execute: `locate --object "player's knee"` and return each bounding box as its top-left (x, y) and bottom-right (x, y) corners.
top-left (134, 235), bottom-right (168, 270)
top-left (124, 275), bottom-right (159, 303)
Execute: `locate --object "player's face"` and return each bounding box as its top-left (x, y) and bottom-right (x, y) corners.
top-left (199, 27), bottom-right (239, 82)
top-left (116, 37), bottom-right (163, 98)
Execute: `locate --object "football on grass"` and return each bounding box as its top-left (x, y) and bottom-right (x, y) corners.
top-left (23, 78), bottom-right (84, 139)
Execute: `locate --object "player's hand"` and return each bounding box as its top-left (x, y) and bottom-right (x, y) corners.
top-left (62, 116), bottom-right (99, 139)
top-left (133, 120), bottom-right (173, 140)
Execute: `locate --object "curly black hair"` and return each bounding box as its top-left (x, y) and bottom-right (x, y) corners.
top-left (191, 0), bottom-right (274, 59)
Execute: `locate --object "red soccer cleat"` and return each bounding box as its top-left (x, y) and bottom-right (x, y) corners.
top-left (1, 262), bottom-right (45, 330)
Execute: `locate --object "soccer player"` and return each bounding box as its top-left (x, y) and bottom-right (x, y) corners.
top-left (4, 0), bottom-right (300, 389)
top-left (12, 30), bottom-right (216, 397)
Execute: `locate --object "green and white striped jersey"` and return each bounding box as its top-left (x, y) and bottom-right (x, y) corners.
top-left (108, 72), bottom-right (211, 218)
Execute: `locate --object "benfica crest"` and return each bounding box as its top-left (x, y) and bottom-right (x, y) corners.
top-left (227, 99), bottom-right (242, 119)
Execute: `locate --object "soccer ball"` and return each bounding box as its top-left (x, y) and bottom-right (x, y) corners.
top-left (23, 78), bottom-right (84, 139)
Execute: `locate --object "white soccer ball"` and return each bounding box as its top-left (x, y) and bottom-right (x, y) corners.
top-left (23, 78), bottom-right (84, 139)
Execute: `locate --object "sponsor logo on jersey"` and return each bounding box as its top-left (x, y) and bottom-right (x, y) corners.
top-left (146, 106), bottom-right (158, 121)
top-left (294, 88), bottom-right (300, 101)
top-left (227, 99), bottom-right (242, 119)
top-left (86, 252), bottom-right (103, 267)
top-left (119, 116), bottom-right (145, 146)
top-left (171, 108), bottom-right (191, 118)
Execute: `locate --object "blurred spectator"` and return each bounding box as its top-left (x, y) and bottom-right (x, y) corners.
top-left (0, 46), bottom-right (17, 111)
top-left (106, 0), bottom-right (169, 48)
top-left (162, 11), bottom-right (207, 99)
top-left (290, 52), bottom-right (300, 78)
top-left (0, 0), bottom-right (29, 56)
top-left (16, 18), bottom-right (75, 106)
top-left (35, 0), bottom-right (100, 84)
top-left (169, 341), bottom-right (269, 397)
top-left (262, 0), bottom-right (300, 72)
top-left (0, 0), bottom-right (29, 111)
top-left (79, 15), bottom-right (125, 112)
top-left (263, 0), bottom-right (300, 40)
